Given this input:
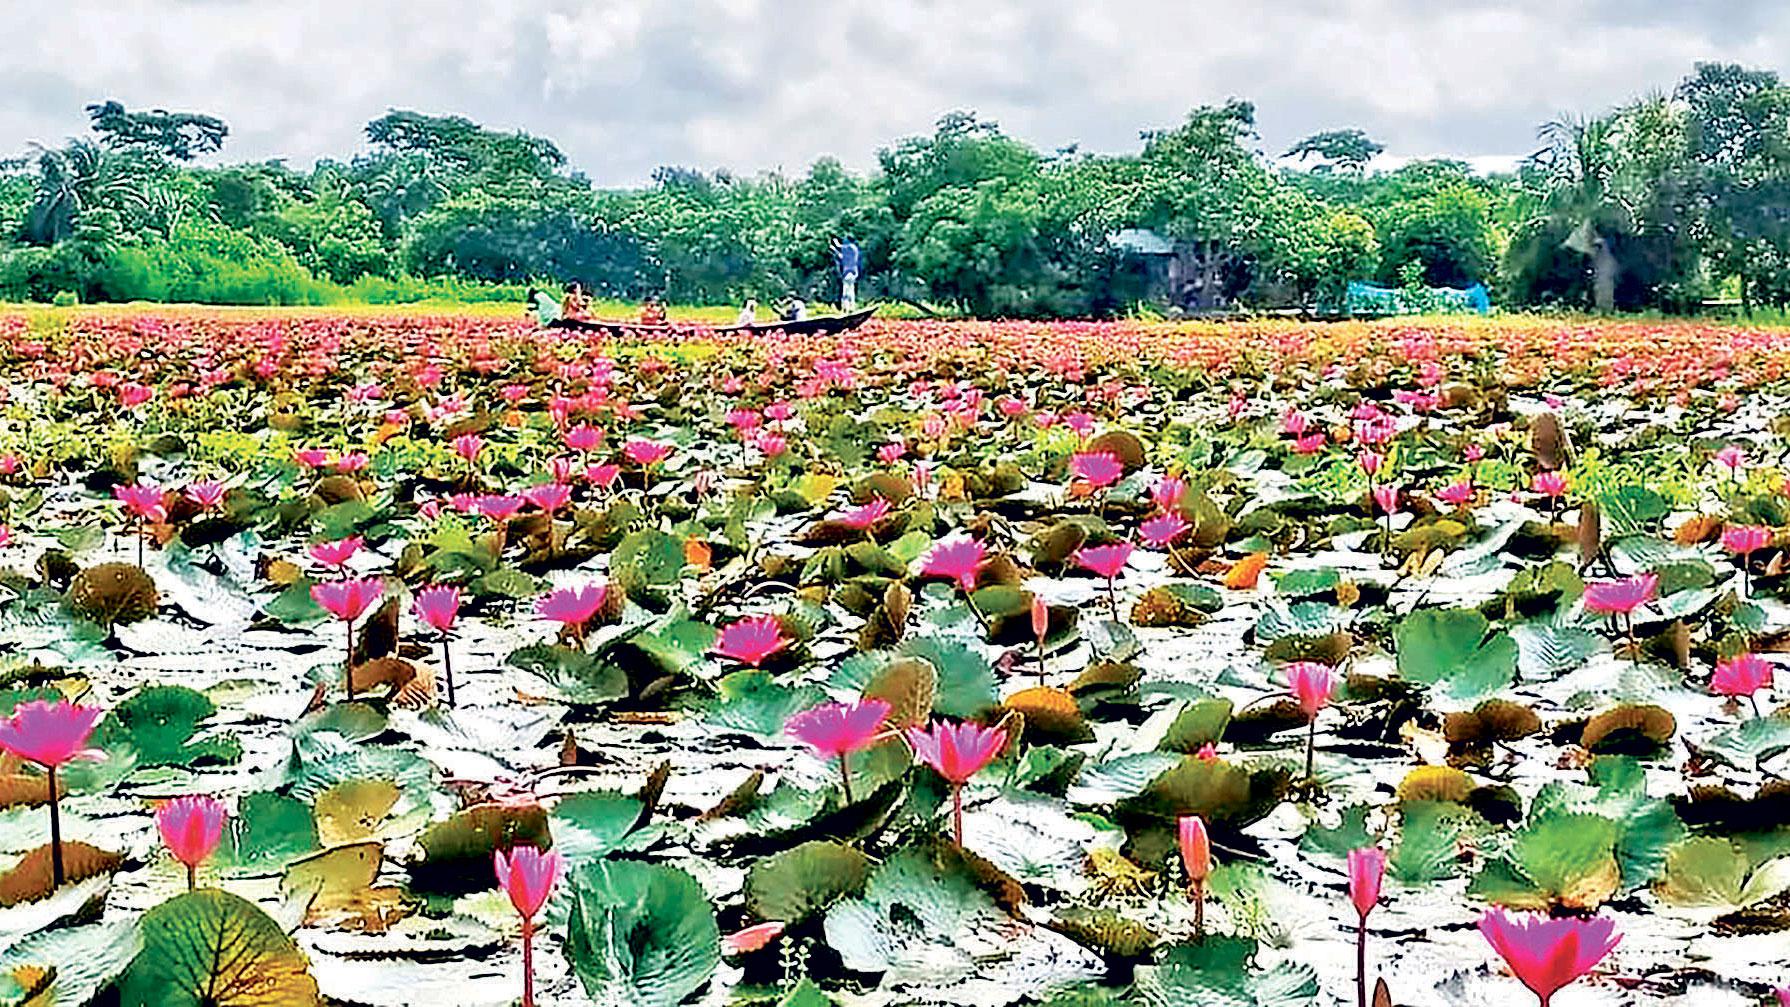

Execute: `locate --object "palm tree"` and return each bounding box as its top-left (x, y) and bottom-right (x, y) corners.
top-left (1529, 114), bottom-right (1634, 312)
top-left (22, 140), bottom-right (148, 246)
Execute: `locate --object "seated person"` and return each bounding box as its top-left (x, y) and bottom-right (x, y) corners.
top-left (639, 297), bottom-right (667, 326)
top-left (782, 298), bottom-right (807, 322)
top-left (560, 282), bottom-right (590, 320)
top-left (736, 299), bottom-right (758, 327)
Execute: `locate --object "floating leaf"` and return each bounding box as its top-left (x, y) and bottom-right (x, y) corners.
top-left (92, 685), bottom-right (240, 768)
top-left (119, 889), bottom-right (320, 1006)
top-left (1394, 608), bottom-right (1517, 703)
top-left (747, 840), bottom-right (872, 925)
top-left (0, 841), bottom-right (122, 906)
top-left (565, 860), bottom-right (719, 1007)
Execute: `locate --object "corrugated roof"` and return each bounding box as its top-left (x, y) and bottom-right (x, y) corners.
top-left (1106, 228), bottom-right (1173, 255)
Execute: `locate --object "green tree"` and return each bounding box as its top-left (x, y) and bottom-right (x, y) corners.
top-left (1676, 63), bottom-right (1790, 309)
top-left (1286, 129), bottom-right (1384, 175)
top-left (85, 100), bottom-right (228, 161)
top-left (1525, 113), bottom-right (1633, 311)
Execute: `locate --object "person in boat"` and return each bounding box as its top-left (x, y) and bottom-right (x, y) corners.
top-left (639, 296), bottom-right (667, 326)
top-left (560, 281), bottom-right (590, 321)
top-left (526, 286), bottom-right (561, 325)
top-left (736, 299), bottom-right (757, 327)
top-left (832, 236), bottom-right (860, 311)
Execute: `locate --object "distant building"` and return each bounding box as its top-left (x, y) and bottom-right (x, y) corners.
top-left (1106, 228), bottom-right (1243, 312)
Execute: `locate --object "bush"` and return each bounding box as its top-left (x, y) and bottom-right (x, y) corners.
top-left (50, 289), bottom-right (79, 307)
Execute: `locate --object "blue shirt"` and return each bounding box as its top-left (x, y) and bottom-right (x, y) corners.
top-left (837, 240), bottom-right (861, 275)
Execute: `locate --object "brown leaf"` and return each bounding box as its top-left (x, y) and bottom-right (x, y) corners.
top-left (1531, 412), bottom-right (1567, 470)
top-left (698, 770), bottom-right (763, 823)
top-left (0, 842), bottom-right (123, 906)
top-left (1576, 498), bottom-right (1601, 568)
top-left (862, 657), bottom-right (939, 729)
top-left (352, 597), bottom-right (401, 665)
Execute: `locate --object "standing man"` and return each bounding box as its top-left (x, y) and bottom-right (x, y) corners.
top-left (832, 235), bottom-right (861, 312)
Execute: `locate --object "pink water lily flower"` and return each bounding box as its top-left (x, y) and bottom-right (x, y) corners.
top-left (1070, 451), bottom-right (1124, 489)
top-left (1139, 512), bottom-right (1189, 548)
top-left (0, 700), bottom-right (104, 769)
top-left (308, 536), bottom-right (362, 569)
top-left (712, 614), bottom-right (789, 667)
top-left (1177, 812), bottom-right (1212, 932)
top-left (922, 537), bottom-right (985, 593)
top-left (452, 433), bottom-right (484, 463)
top-left (1532, 471), bottom-right (1568, 498)
top-left (723, 921), bottom-right (786, 955)
top-left (1722, 524), bottom-right (1770, 555)
top-left (311, 577), bottom-right (384, 622)
top-left (0, 699), bottom-right (104, 888)
top-left (1436, 481), bottom-right (1475, 507)
top-left (537, 585), bottom-right (607, 634)
top-left (494, 845), bottom-right (564, 1007)
top-left (185, 480), bottom-right (228, 510)
top-left (476, 494), bottom-right (526, 523)
top-left (157, 795), bottom-right (227, 890)
top-left (1712, 652), bottom-right (1773, 710)
top-left (1583, 573), bottom-right (1657, 616)
top-left (785, 698), bottom-right (892, 803)
top-left (1286, 660), bottom-right (1336, 778)
top-left (1348, 845), bottom-right (1389, 1007)
top-left (906, 719), bottom-right (1007, 844)
top-left (836, 497), bottom-right (892, 530)
top-left (413, 585), bottom-right (461, 634)
top-left (1478, 908), bottom-right (1620, 1007)
top-left (1073, 542), bottom-right (1133, 579)
top-left (624, 439), bottom-right (672, 466)
top-left (1152, 475), bottom-right (1187, 510)
top-left (563, 423), bottom-right (603, 453)
top-left (523, 482), bottom-right (572, 513)
top-left (1287, 660), bottom-right (1336, 720)
top-left (1348, 846), bottom-right (1386, 920)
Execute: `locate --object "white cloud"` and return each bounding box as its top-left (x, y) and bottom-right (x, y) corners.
top-left (0, 0), bottom-right (1785, 184)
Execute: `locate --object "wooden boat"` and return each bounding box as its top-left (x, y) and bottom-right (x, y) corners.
top-left (547, 306), bottom-right (876, 339)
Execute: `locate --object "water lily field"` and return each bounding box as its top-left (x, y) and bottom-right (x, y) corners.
top-left (0, 309), bottom-right (1787, 1006)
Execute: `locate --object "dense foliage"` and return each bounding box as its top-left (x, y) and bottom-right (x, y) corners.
top-left (2, 62), bottom-right (1788, 315)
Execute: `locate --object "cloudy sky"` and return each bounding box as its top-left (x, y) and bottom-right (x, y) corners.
top-left (2, 0), bottom-right (1785, 185)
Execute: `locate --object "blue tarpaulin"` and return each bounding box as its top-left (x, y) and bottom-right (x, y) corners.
top-left (1345, 281), bottom-right (1491, 315)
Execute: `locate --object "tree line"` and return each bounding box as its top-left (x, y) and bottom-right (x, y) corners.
top-left (0, 62), bottom-right (1786, 315)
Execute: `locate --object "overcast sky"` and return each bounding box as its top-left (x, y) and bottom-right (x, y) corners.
top-left (2, 0), bottom-right (1785, 186)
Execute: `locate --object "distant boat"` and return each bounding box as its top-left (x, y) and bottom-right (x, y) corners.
top-left (547, 306), bottom-right (877, 338)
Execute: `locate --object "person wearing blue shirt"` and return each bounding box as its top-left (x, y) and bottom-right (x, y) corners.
top-left (832, 236), bottom-right (861, 311)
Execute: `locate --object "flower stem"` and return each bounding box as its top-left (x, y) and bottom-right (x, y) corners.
top-left (1356, 919), bottom-right (1368, 1007)
top-left (345, 618), bottom-right (356, 700)
top-left (1191, 881), bottom-right (1205, 939)
top-left (187, 863), bottom-right (197, 892)
top-left (47, 767), bottom-right (62, 888)
top-left (953, 784), bottom-right (964, 846)
top-left (1106, 579), bottom-right (1120, 621)
top-left (441, 633), bottom-right (456, 708)
top-left (521, 919), bottom-right (536, 1007)
top-left (840, 753), bottom-right (854, 804)
top-left (1305, 717), bottom-right (1317, 780)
